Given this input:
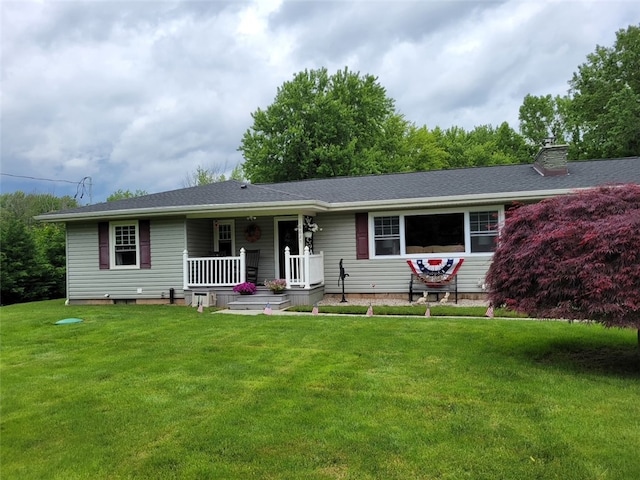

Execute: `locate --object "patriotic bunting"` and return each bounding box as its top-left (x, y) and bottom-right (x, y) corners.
top-left (407, 258), bottom-right (464, 282)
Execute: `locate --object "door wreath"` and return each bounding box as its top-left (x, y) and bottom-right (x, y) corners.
top-left (245, 223), bottom-right (261, 242)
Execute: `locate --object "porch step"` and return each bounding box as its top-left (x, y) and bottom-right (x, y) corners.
top-left (228, 294), bottom-right (291, 311)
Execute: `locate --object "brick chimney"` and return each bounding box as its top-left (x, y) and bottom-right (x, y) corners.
top-left (533, 139), bottom-right (569, 176)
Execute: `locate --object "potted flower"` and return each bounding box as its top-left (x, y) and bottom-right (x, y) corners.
top-left (264, 279), bottom-right (287, 293)
top-left (233, 282), bottom-right (257, 295)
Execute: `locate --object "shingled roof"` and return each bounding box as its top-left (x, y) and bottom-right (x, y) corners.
top-left (37, 157), bottom-right (640, 221)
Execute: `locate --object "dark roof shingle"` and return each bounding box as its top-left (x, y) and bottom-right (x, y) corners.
top-left (38, 157), bottom-right (640, 219)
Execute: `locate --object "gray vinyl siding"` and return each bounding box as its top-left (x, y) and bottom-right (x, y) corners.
top-left (67, 218), bottom-right (186, 300)
top-left (186, 219), bottom-right (213, 256)
top-left (315, 212), bottom-right (492, 295)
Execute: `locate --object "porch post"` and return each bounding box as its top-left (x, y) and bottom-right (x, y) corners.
top-left (303, 246), bottom-right (311, 289)
top-left (284, 246), bottom-right (291, 288)
top-left (183, 249), bottom-right (189, 290)
top-left (239, 248), bottom-right (246, 283)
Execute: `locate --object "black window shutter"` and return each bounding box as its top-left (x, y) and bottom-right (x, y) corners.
top-left (139, 220), bottom-right (151, 269)
top-left (355, 213), bottom-right (369, 260)
top-left (98, 222), bottom-right (110, 269)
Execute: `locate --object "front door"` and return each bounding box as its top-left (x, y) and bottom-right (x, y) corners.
top-left (277, 219), bottom-right (299, 278)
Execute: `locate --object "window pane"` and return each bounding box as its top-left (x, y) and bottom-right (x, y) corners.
top-left (375, 238), bottom-right (400, 255)
top-left (470, 211), bottom-right (498, 233)
top-left (374, 216), bottom-right (400, 256)
top-left (219, 224), bottom-right (231, 241)
top-left (470, 234), bottom-right (497, 252)
top-left (404, 213), bottom-right (464, 253)
top-left (374, 216), bottom-right (399, 236)
top-left (114, 225), bottom-right (137, 266)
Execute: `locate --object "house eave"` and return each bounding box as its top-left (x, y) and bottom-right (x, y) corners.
top-left (35, 187), bottom-right (591, 223)
top-left (325, 188), bottom-right (585, 212)
top-left (35, 200), bottom-right (331, 223)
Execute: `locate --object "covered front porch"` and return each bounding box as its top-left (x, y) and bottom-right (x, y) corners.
top-left (182, 213), bottom-right (325, 307)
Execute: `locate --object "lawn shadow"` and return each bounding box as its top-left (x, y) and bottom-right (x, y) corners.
top-left (524, 339), bottom-right (640, 378)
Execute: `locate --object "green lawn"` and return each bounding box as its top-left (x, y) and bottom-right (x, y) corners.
top-left (2, 300), bottom-right (639, 479)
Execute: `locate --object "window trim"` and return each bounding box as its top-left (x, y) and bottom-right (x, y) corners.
top-left (110, 220), bottom-right (140, 269)
top-left (369, 206), bottom-right (504, 258)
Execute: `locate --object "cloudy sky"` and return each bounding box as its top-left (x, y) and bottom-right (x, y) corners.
top-left (2, 0), bottom-right (638, 203)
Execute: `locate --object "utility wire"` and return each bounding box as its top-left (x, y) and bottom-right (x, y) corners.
top-left (1, 172), bottom-right (93, 204)
top-left (1, 172), bottom-right (80, 184)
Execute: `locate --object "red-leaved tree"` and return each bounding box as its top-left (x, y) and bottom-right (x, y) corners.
top-left (486, 184), bottom-right (640, 333)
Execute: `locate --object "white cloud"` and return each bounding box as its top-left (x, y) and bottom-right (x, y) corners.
top-left (1, 0), bottom-right (638, 201)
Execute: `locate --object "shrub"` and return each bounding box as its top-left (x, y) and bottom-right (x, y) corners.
top-left (486, 184), bottom-right (640, 329)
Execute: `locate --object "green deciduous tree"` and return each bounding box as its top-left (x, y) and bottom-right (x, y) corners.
top-left (518, 94), bottom-right (570, 147)
top-left (239, 67), bottom-right (406, 183)
top-left (519, 25), bottom-right (640, 160)
top-left (183, 166), bottom-right (225, 187)
top-left (569, 25), bottom-right (640, 159)
top-left (434, 123), bottom-right (531, 169)
top-left (398, 125), bottom-right (450, 172)
top-left (107, 189), bottom-right (149, 202)
top-left (182, 163), bottom-right (244, 187)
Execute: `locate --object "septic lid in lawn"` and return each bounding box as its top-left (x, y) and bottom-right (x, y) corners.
top-left (55, 318), bottom-right (83, 325)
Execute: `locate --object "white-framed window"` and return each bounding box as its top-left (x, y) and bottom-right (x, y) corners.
top-left (469, 210), bottom-right (499, 253)
top-left (214, 220), bottom-right (235, 256)
top-left (111, 221), bottom-right (139, 268)
top-left (374, 216), bottom-right (400, 255)
top-left (371, 207), bottom-right (502, 257)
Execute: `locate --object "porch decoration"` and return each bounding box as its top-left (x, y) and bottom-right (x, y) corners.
top-left (485, 303), bottom-right (494, 318)
top-left (338, 258), bottom-right (349, 302)
top-left (296, 216), bottom-right (321, 252)
top-left (406, 258), bottom-right (464, 285)
top-left (244, 223), bottom-right (261, 242)
top-left (264, 279), bottom-right (287, 293)
top-left (233, 282), bottom-right (257, 295)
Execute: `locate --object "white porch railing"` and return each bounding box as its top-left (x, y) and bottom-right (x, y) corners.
top-left (183, 246), bottom-right (324, 290)
top-left (285, 246), bottom-right (325, 289)
top-left (183, 248), bottom-right (246, 289)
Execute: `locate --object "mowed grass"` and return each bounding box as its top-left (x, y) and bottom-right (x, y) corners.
top-left (1, 301), bottom-right (639, 479)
